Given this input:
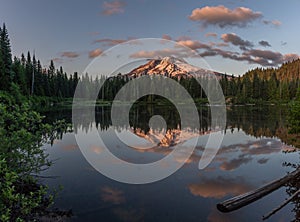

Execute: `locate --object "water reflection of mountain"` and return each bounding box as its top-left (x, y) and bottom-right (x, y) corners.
top-left (44, 104), bottom-right (299, 148)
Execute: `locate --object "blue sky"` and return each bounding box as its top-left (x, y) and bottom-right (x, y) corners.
top-left (1, 0), bottom-right (300, 75)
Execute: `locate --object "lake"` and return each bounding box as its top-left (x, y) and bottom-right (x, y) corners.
top-left (41, 104), bottom-right (299, 221)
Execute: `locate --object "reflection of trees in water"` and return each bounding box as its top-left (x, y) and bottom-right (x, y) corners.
top-left (45, 105), bottom-right (300, 149)
top-left (282, 150), bottom-right (300, 222)
top-left (285, 173), bottom-right (300, 222)
top-left (281, 160), bottom-right (300, 222)
top-left (227, 106), bottom-right (288, 138)
top-left (93, 98), bottom-right (212, 134)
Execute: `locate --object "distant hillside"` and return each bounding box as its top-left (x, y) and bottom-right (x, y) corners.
top-left (243, 59), bottom-right (300, 81)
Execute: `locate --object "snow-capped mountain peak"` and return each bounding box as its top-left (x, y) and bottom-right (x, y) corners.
top-left (127, 56), bottom-right (225, 79)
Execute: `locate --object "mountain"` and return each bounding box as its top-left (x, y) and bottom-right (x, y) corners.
top-left (126, 57), bottom-right (232, 79)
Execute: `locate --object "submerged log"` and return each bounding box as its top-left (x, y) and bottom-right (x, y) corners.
top-left (217, 168), bottom-right (300, 213)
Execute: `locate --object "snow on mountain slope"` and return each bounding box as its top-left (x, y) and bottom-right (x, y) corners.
top-left (126, 56), bottom-right (227, 79)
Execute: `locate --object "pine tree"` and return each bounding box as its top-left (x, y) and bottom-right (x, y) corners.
top-left (252, 72), bottom-right (260, 99)
top-left (268, 73), bottom-right (279, 101)
top-left (0, 23), bottom-right (12, 90)
top-left (25, 51), bottom-right (32, 94)
top-left (11, 56), bottom-right (27, 94)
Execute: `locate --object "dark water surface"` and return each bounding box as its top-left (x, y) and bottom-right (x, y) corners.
top-left (41, 105), bottom-right (299, 222)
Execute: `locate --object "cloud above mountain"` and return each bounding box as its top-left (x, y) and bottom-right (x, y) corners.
top-left (162, 34), bottom-right (172, 40)
top-left (221, 33), bottom-right (253, 50)
top-left (128, 36), bottom-right (299, 67)
top-left (177, 40), bottom-right (211, 50)
top-left (94, 38), bottom-right (128, 46)
top-left (189, 5), bottom-right (262, 28)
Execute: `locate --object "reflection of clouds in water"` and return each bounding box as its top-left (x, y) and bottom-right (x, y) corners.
top-left (214, 138), bottom-right (284, 171)
top-left (218, 138), bottom-right (283, 156)
top-left (90, 145), bottom-right (104, 154)
top-left (220, 155), bottom-right (252, 171)
top-left (113, 207), bottom-right (145, 222)
top-left (100, 186), bottom-right (125, 204)
top-left (62, 144), bottom-right (78, 151)
top-left (84, 127), bottom-right (287, 172)
top-left (188, 176), bottom-right (253, 199)
top-left (257, 158), bottom-right (269, 164)
top-left (204, 166), bottom-right (217, 172)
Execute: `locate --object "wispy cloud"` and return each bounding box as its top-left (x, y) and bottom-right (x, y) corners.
top-left (162, 34), bottom-right (172, 40)
top-left (242, 49), bottom-right (299, 66)
top-left (122, 33), bottom-right (299, 68)
top-left (221, 33), bottom-right (253, 50)
top-left (102, 1), bottom-right (126, 16)
top-left (130, 47), bottom-right (197, 58)
top-left (61, 51), bottom-right (80, 58)
top-left (52, 57), bottom-right (63, 64)
top-left (176, 36), bottom-right (192, 41)
top-left (177, 40), bottom-right (211, 50)
top-left (259, 40), bottom-right (271, 47)
top-left (130, 48), bottom-right (186, 58)
top-left (189, 5), bottom-right (262, 28)
top-left (205, 32), bottom-right (217, 38)
top-left (89, 48), bottom-right (103, 58)
top-left (281, 41), bottom-right (287, 46)
top-left (198, 47), bottom-right (299, 67)
top-left (94, 38), bottom-right (133, 46)
top-left (263, 19), bottom-right (282, 27)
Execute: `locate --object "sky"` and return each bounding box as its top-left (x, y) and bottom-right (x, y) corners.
top-left (1, 0), bottom-right (300, 76)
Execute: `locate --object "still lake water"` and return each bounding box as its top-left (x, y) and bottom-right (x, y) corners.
top-left (41, 105), bottom-right (299, 222)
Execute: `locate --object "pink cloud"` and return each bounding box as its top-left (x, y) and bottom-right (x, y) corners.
top-left (205, 32), bottom-right (218, 38)
top-left (94, 37), bottom-right (137, 46)
top-left (177, 40), bottom-right (211, 50)
top-left (130, 48), bottom-right (181, 58)
top-left (89, 48), bottom-right (103, 58)
top-left (61, 51), bottom-right (79, 58)
top-left (162, 34), bottom-right (172, 40)
top-left (129, 47), bottom-right (197, 59)
top-left (216, 42), bottom-right (229, 47)
top-left (189, 5), bottom-right (262, 28)
top-left (52, 57), bottom-right (63, 64)
top-left (176, 36), bottom-right (192, 41)
top-left (102, 1), bottom-right (126, 16)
